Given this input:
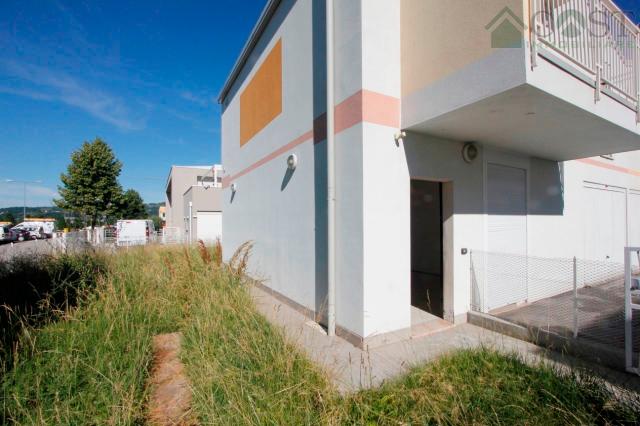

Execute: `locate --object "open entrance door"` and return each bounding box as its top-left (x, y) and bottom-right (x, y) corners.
top-left (410, 180), bottom-right (444, 318)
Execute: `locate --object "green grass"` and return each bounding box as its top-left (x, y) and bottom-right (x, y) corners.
top-left (2, 246), bottom-right (639, 425)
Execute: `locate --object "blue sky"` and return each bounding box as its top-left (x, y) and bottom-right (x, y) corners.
top-left (0, 0), bottom-right (265, 206)
top-left (0, 0), bottom-right (639, 207)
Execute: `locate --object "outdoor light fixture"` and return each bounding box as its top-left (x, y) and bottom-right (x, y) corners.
top-left (230, 183), bottom-right (238, 193)
top-left (394, 131), bottom-right (406, 145)
top-left (462, 142), bottom-right (479, 164)
top-left (286, 154), bottom-right (298, 171)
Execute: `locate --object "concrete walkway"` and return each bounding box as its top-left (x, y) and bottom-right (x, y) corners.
top-left (250, 284), bottom-right (640, 394)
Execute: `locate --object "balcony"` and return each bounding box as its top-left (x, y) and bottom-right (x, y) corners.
top-left (401, 0), bottom-right (640, 161)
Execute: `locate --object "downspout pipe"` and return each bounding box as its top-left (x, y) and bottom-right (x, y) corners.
top-left (326, 0), bottom-right (336, 337)
top-left (188, 201), bottom-right (193, 245)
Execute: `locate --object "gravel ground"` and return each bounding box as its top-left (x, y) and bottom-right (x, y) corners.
top-left (0, 239), bottom-right (58, 261)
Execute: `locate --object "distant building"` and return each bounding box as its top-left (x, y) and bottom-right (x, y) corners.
top-left (158, 206), bottom-right (166, 223)
top-left (164, 165), bottom-right (223, 243)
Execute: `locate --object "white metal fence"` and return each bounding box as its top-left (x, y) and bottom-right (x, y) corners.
top-left (51, 226), bottom-right (186, 250)
top-left (471, 250), bottom-right (640, 363)
top-left (532, 0), bottom-right (640, 109)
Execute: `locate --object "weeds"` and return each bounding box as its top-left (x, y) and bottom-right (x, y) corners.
top-left (1, 245), bottom-right (639, 425)
top-left (197, 240), bottom-right (211, 265)
top-left (228, 240), bottom-right (253, 277)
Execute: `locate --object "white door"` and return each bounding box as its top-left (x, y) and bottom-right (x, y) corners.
top-left (583, 183), bottom-right (626, 263)
top-left (197, 211), bottom-right (222, 244)
top-left (486, 164), bottom-right (528, 310)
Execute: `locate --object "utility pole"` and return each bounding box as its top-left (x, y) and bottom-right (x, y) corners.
top-left (5, 179), bottom-right (42, 222)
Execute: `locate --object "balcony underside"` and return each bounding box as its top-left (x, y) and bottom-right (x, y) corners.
top-left (407, 84), bottom-right (640, 161)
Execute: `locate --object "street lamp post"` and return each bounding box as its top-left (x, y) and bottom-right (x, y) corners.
top-left (5, 179), bottom-right (42, 222)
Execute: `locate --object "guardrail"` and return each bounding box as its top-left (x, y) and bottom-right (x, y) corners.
top-left (531, 0), bottom-right (640, 113)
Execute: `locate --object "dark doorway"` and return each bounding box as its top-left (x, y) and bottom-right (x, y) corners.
top-left (410, 180), bottom-right (444, 317)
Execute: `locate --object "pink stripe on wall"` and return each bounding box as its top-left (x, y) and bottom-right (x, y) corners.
top-left (223, 89), bottom-right (400, 188)
top-left (334, 89), bottom-right (401, 134)
top-left (222, 130), bottom-right (313, 187)
top-left (362, 89), bottom-right (400, 129)
top-left (577, 158), bottom-right (640, 177)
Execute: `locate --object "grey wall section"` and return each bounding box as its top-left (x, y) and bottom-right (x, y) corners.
top-left (183, 186), bottom-right (223, 240)
top-left (165, 166), bottom-right (212, 234)
top-left (222, 0), bottom-right (322, 319)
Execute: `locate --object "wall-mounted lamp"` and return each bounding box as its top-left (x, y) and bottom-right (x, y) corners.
top-left (394, 131), bottom-right (406, 146)
top-left (230, 183), bottom-right (238, 193)
top-left (286, 154), bottom-right (298, 171)
top-left (462, 142), bottom-right (479, 164)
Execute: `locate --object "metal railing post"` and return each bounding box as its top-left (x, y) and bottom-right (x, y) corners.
top-left (625, 247), bottom-right (633, 372)
top-left (635, 32), bottom-right (640, 122)
top-left (530, 0), bottom-right (538, 68)
top-left (573, 256), bottom-right (579, 338)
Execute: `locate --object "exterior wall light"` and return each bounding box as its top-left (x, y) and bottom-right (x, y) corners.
top-left (462, 142), bottom-right (479, 164)
top-left (230, 183), bottom-right (238, 193)
top-left (287, 154), bottom-right (298, 171)
top-left (394, 131), bottom-right (406, 145)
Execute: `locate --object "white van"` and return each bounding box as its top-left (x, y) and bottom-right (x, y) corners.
top-left (13, 219), bottom-right (56, 239)
top-left (0, 225), bottom-right (13, 243)
top-left (116, 219), bottom-right (155, 246)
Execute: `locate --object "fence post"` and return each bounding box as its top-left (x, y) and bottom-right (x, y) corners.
top-left (573, 256), bottom-right (578, 338)
top-left (625, 247), bottom-right (633, 372)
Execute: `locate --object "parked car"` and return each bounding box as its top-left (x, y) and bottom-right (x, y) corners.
top-left (10, 228), bottom-right (31, 242)
top-left (12, 225), bottom-right (45, 240)
top-left (13, 219), bottom-right (55, 238)
top-left (0, 225), bottom-right (15, 243)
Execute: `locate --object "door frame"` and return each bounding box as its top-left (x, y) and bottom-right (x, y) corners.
top-left (409, 178), bottom-right (455, 322)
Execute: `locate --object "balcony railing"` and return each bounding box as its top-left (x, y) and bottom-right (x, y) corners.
top-left (531, 0), bottom-right (640, 116)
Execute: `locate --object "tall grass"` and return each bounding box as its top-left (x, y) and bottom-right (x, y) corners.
top-left (0, 252), bottom-right (106, 366)
top-left (2, 248), bottom-right (185, 424)
top-left (2, 245), bottom-right (639, 425)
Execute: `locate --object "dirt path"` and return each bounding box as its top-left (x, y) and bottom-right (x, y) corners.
top-left (147, 333), bottom-right (195, 425)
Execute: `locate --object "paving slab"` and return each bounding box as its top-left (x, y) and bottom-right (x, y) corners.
top-left (250, 284), bottom-right (640, 395)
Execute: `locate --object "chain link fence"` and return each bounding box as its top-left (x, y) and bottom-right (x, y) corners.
top-left (470, 250), bottom-right (640, 366)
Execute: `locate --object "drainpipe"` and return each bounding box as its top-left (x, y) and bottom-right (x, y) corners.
top-left (188, 201), bottom-right (193, 244)
top-left (326, 0), bottom-right (336, 337)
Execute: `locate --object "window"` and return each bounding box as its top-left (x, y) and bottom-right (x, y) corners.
top-left (197, 176), bottom-right (216, 187)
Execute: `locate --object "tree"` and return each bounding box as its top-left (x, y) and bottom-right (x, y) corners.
top-left (55, 138), bottom-right (123, 228)
top-left (55, 215), bottom-right (68, 230)
top-left (0, 211), bottom-right (16, 225)
top-left (113, 189), bottom-right (147, 220)
top-left (150, 215), bottom-right (163, 230)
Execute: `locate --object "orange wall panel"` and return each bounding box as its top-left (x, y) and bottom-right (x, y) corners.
top-left (240, 40), bottom-right (283, 146)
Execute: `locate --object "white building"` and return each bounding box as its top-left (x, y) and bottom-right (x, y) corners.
top-left (164, 165), bottom-right (224, 243)
top-left (219, 0), bottom-right (640, 347)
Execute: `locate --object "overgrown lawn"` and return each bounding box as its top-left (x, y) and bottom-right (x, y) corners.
top-left (2, 245), bottom-right (638, 425)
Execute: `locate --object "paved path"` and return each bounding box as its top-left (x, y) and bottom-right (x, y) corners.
top-left (250, 285), bottom-right (640, 395)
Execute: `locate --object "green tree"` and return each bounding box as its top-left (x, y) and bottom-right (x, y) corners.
top-left (55, 138), bottom-right (123, 228)
top-left (112, 189), bottom-right (147, 220)
top-left (150, 215), bottom-right (162, 230)
top-left (55, 215), bottom-right (68, 230)
top-left (0, 211), bottom-right (16, 225)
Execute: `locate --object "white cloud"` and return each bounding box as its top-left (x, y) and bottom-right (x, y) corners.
top-left (0, 183), bottom-right (59, 208)
top-left (179, 90), bottom-right (211, 107)
top-left (0, 60), bottom-right (146, 131)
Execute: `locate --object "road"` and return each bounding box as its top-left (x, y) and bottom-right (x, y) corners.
top-left (0, 239), bottom-right (59, 261)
